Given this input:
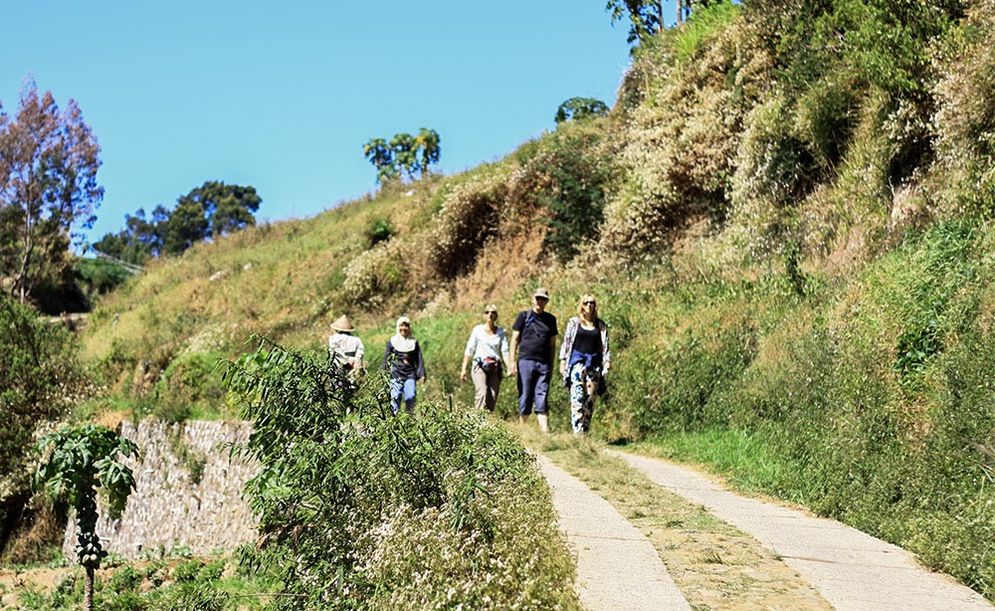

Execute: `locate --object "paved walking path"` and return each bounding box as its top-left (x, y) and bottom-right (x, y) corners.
top-left (612, 450), bottom-right (993, 611)
top-left (536, 455), bottom-right (691, 611)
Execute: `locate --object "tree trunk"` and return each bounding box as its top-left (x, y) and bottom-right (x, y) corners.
top-left (676, 0), bottom-right (684, 25)
top-left (83, 565), bottom-right (94, 611)
top-left (658, 1), bottom-right (665, 32)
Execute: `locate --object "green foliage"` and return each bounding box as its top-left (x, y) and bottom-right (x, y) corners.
top-left (364, 216), bottom-right (395, 246)
top-left (670, 1), bottom-right (741, 65)
top-left (222, 338), bottom-right (578, 609)
top-left (364, 128), bottom-right (441, 184)
top-left (520, 122), bottom-right (614, 261)
top-left (35, 424), bottom-right (137, 567)
top-left (95, 181), bottom-right (262, 262)
top-left (0, 79), bottom-right (103, 303)
top-left (0, 296), bottom-right (87, 508)
top-left (74, 257), bottom-right (134, 298)
top-left (554, 97), bottom-right (609, 124)
top-left (151, 351), bottom-right (227, 422)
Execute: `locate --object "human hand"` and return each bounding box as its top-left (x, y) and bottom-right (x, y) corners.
top-left (418, 376), bottom-right (426, 385)
top-left (460, 370), bottom-right (467, 382)
top-left (508, 364), bottom-right (517, 377)
top-left (559, 361), bottom-right (567, 376)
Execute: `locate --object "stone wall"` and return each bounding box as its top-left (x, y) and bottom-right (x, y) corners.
top-left (63, 419), bottom-right (258, 560)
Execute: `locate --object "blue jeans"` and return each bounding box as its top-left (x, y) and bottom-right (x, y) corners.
top-left (517, 359), bottom-right (550, 416)
top-left (390, 377), bottom-right (417, 414)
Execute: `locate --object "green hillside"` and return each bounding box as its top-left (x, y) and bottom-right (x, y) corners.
top-left (79, 1), bottom-right (995, 599)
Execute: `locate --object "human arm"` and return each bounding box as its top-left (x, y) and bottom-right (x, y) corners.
top-left (500, 329), bottom-right (513, 376)
top-left (600, 320), bottom-right (611, 375)
top-left (509, 331), bottom-right (520, 376)
top-left (460, 354), bottom-right (471, 382)
top-left (415, 341), bottom-right (426, 383)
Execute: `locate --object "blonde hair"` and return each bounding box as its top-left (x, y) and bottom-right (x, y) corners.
top-left (577, 294), bottom-right (598, 322)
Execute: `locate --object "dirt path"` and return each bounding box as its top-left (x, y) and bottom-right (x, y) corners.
top-left (536, 455), bottom-right (691, 611)
top-left (613, 450), bottom-right (993, 611)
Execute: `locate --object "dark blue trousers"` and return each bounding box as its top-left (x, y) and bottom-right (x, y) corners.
top-left (517, 358), bottom-right (550, 415)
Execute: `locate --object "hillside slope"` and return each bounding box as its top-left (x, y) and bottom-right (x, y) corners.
top-left (82, 1), bottom-right (995, 599)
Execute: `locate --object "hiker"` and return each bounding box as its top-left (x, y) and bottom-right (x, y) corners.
top-left (327, 314), bottom-right (365, 378)
top-left (382, 316), bottom-right (426, 414)
top-left (510, 287), bottom-right (558, 432)
top-left (559, 294), bottom-right (611, 435)
top-left (460, 303), bottom-right (512, 411)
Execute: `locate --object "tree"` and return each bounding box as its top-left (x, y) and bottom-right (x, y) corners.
top-left (363, 137), bottom-right (397, 183)
top-left (606, 0), bottom-right (720, 42)
top-left (606, 0), bottom-right (664, 43)
top-left (35, 424), bottom-right (136, 611)
top-left (414, 128), bottom-right (441, 177)
top-left (364, 129), bottom-right (442, 184)
top-left (555, 97), bottom-right (610, 124)
top-left (0, 80), bottom-right (103, 303)
top-left (95, 182), bottom-right (260, 260)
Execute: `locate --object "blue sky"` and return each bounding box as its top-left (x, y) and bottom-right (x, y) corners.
top-left (1, 1), bottom-right (648, 243)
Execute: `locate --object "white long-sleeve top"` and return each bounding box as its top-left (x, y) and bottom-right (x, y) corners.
top-left (464, 324), bottom-right (510, 362)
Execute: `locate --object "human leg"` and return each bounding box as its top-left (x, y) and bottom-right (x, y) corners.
top-left (569, 362), bottom-right (588, 434)
top-left (533, 361), bottom-right (551, 433)
top-left (402, 378), bottom-right (417, 413)
top-left (485, 368), bottom-right (501, 411)
top-left (517, 359), bottom-right (538, 421)
top-left (389, 378), bottom-right (403, 415)
top-left (471, 365), bottom-right (489, 409)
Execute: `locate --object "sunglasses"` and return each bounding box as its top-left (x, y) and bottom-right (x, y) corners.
top-left (484, 310), bottom-right (497, 314)
top-left (583, 300), bottom-right (597, 306)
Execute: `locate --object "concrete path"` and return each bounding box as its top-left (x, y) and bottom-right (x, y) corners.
top-left (536, 454), bottom-right (691, 611)
top-left (612, 450), bottom-right (993, 611)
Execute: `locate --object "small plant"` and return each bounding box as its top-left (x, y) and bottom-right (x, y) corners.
top-left (554, 97), bottom-right (609, 124)
top-left (35, 424), bottom-right (137, 611)
top-left (364, 216), bottom-right (395, 246)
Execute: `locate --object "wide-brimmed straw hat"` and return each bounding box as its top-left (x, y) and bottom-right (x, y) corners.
top-left (331, 315), bottom-right (355, 332)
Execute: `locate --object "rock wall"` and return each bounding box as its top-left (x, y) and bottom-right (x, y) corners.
top-left (63, 419), bottom-right (258, 560)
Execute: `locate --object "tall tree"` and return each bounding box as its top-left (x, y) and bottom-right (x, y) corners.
top-left (606, 0), bottom-right (664, 44)
top-left (414, 128), bottom-right (441, 177)
top-left (555, 97), bottom-right (610, 124)
top-left (0, 80), bottom-right (102, 303)
top-left (363, 137), bottom-right (397, 183)
top-left (390, 132), bottom-right (419, 179)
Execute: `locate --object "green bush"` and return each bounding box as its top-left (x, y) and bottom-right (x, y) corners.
top-left (223, 338), bottom-right (579, 609)
top-left (151, 351), bottom-right (226, 422)
top-left (364, 216), bottom-right (395, 246)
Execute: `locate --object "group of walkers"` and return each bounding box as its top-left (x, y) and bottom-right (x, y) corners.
top-left (326, 287), bottom-right (610, 434)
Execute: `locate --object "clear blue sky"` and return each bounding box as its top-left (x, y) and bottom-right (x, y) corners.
top-left (1, 1), bottom-right (647, 243)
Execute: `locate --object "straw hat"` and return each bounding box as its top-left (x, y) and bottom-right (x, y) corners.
top-left (331, 315), bottom-right (355, 333)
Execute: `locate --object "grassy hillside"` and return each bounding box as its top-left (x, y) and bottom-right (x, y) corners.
top-left (79, 0), bottom-right (995, 599)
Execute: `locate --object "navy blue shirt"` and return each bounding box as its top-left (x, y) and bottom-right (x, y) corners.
top-left (512, 310), bottom-right (558, 363)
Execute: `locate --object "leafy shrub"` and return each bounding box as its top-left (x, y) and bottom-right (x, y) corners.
top-left (74, 258), bottom-right (134, 297)
top-left (1, 296), bottom-right (88, 540)
top-left (521, 122), bottom-right (614, 261)
top-left (151, 351), bottom-right (225, 422)
top-left (223, 338), bottom-right (579, 609)
top-left (364, 216), bottom-right (395, 246)
top-left (554, 97), bottom-right (609, 124)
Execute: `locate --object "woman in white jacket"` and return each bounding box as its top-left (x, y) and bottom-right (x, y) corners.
top-left (459, 304), bottom-right (512, 411)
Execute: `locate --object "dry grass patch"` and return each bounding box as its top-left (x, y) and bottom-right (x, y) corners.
top-left (526, 432), bottom-right (829, 611)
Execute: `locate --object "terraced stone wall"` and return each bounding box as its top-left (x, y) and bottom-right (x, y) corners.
top-left (63, 419), bottom-right (257, 560)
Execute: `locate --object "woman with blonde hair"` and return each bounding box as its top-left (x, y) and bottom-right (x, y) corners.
top-left (460, 304), bottom-right (512, 411)
top-left (558, 294), bottom-right (610, 434)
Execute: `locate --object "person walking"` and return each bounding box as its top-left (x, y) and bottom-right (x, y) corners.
top-left (327, 314), bottom-right (365, 377)
top-left (382, 316), bottom-right (426, 414)
top-left (510, 287), bottom-right (558, 433)
top-left (460, 304), bottom-right (512, 411)
top-left (559, 294), bottom-right (611, 435)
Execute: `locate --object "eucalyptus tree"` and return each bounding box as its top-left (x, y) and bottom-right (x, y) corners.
top-left (0, 79), bottom-right (103, 303)
top-left (35, 424), bottom-right (137, 611)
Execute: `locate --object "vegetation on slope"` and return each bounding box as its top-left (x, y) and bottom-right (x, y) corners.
top-left (68, 0), bottom-right (995, 600)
